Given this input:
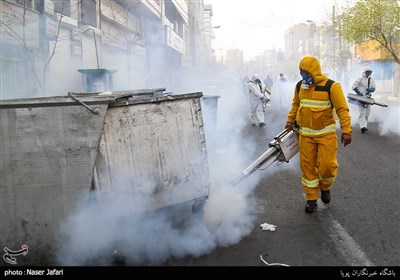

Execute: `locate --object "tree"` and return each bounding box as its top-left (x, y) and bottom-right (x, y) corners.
top-left (100, 1), bottom-right (149, 84)
top-left (341, 0), bottom-right (400, 64)
top-left (0, 0), bottom-right (80, 97)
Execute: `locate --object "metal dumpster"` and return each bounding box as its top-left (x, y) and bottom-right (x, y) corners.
top-left (0, 90), bottom-right (210, 265)
top-left (93, 91), bottom-right (210, 211)
top-left (201, 95), bottom-right (221, 157)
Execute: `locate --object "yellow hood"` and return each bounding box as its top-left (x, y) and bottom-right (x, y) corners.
top-left (299, 55), bottom-right (327, 84)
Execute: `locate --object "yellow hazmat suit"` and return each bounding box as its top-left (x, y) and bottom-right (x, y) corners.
top-left (286, 56), bottom-right (352, 201)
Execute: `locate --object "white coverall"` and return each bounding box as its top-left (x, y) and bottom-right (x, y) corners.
top-left (351, 67), bottom-right (376, 129)
top-left (276, 76), bottom-right (288, 109)
top-left (247, 75), bottom-right (269, 125)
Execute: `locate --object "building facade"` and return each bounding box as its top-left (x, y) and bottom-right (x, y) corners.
top-left (0, 0), bottom-right (216, 99)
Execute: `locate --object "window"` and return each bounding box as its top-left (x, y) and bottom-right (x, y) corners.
top-left (54, 0), bottom-right (71, 16)
top-left (0, 45), bottom-right (36, 98)
top-left (8, 0), bottom-right (40, 11)
top-left (81, 0), bottom-right (97, 27)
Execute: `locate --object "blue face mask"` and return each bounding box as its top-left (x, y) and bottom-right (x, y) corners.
top-left (300, 72), bottom-right (314, 85)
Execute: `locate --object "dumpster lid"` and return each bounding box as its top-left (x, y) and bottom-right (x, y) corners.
top-left (0, 93), bottom-right (117, 109)
top-left (108, 91), bottom-right (203, 107)
top-left (113, 88), bottom-right (167, 97)
top-left (0, 90), bottom-right (204, 109)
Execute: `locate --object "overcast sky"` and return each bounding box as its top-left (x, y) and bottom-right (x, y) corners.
top-left (204, 0), bottom-right (354, 61)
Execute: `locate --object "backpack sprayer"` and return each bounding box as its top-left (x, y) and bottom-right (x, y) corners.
top-left (347, 93), bottom-right (388, 107)
top-left (231, 129), bottom-right (299, 186)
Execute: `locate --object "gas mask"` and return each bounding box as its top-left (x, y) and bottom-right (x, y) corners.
top-left (300, 71), bottom-right (314, 85)
top-left (365, 71), bottom-right (372, 78)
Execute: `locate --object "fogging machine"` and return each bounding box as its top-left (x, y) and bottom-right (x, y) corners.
top-left (347, 93), bottom-right (388, 107)
top-left (231, 129), bottom-right (299, 186)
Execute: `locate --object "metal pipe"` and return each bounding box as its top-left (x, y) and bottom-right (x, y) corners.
top-left (83, 28), bottom-right (100, 69)
top-left (68, 92), bottom-right (99, 114)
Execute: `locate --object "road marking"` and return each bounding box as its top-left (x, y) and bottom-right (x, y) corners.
top-left (318, 202), bottom-right (375, 266)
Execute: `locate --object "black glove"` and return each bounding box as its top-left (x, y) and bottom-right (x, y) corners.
top-left (285, 122), bottom-right (293, 130)
top-left (341, 133), bottom-right (351, 147)
top-left (354, 87), bottom-right (363, 96)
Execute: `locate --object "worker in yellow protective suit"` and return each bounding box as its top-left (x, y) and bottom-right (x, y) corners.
top-left (285, 55), bottom-right (352, 213)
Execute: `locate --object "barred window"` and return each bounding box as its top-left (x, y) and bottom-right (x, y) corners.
top-left (54, 0), bottom-right (71, 16)
top-left (81, 0), bottom-right (97, 27)
top-left (7, 0), bottom-right (40, 11)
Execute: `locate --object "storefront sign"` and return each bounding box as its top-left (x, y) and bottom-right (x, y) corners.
top-left (166, 26), bottom-right (185, 54)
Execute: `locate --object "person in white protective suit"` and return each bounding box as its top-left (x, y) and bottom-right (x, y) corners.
top-left (276, 73), bottom-right (288, 109)
top-left (247, 74), bottom-right (271, 127)
top-left (351, 66), bottom-right (377, 133)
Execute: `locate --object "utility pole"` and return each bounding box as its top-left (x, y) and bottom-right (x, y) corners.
top-left (332, 5), bottom-right (336, 73)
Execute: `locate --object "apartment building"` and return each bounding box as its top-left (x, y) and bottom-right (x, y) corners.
top-left (0, 0), bottom-right (215, 98)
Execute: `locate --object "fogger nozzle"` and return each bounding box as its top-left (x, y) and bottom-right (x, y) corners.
top-left (231, 129), bottom-right (299, 187)
top-left (230, 146), bottom-right (277, 186)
